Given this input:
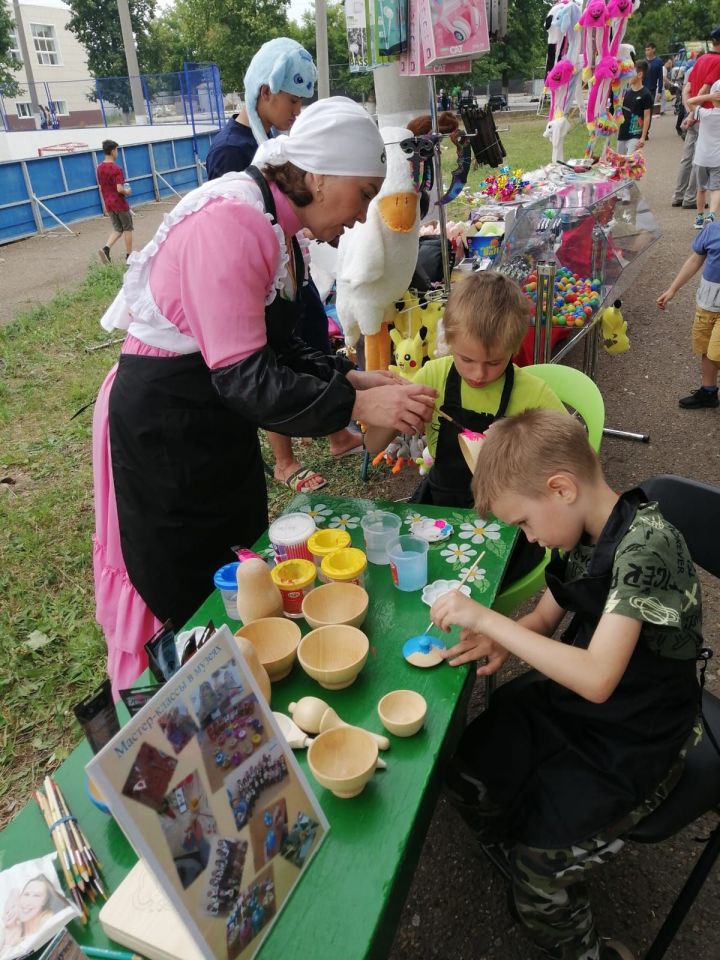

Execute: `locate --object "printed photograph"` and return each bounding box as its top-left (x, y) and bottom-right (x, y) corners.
top-left (225, 865), bottom-right (276, 960)
top-left (0, 857), bottom-right (79, 960)
top-left (199, 837), bottom-right (249, 918)
top-left (157, 702), bottom-right (199, 755)
top-left (197, 693), bottom-right (268, 793)
top-left (190, 659), bottom-right (245, 727)
top-left (249, 798), bottom-right (288, 870)
top-left (280, 811), bottom-right (322, 870)
top-left (224, 739), bottom-right (289, 831)
top-left (157, 771), bottom-right (218, 889)
top-left (121, 742), bottom-right (177, 812)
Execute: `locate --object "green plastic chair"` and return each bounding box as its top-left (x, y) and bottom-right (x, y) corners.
top-left (491, 363), bottom-right (605, 616)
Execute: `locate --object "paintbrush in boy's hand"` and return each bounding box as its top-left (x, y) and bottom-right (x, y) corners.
top-left (423, 550), bottom-right (486, 636)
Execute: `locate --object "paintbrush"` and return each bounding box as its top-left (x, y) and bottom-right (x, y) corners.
top-left (423, 549), bottom-right (486, 636)
top-left (437, 409), bottom-right (465, 431)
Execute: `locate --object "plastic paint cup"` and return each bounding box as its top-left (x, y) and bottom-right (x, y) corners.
top-left (387, 536), bottom-right (429, 592)
top-left (360, 511), bottom-right (402, 565)
top-left (271, 559), bottom-right (317, 619)
top-left (268, 512), bottom-right (317, 563)
top-left (213, 562), bottom-right (241, 619)
top-left (307, 528), bottom-right (352, 572)
top-left (320, 547), bottom-right (368, 587)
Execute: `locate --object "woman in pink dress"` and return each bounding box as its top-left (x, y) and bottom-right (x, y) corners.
top-left (93, 97), bottom-right (436, 694)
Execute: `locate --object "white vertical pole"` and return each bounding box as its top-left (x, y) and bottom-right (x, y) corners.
top-left (315, 0), bottom-right (330, 99)
top-left (116, 0), bottom-right (146, 122)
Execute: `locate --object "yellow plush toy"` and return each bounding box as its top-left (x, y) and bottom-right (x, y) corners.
top-left (389, 325), bottom-right (427, 379)
top-left (599, 301), bottom-right (629, 354)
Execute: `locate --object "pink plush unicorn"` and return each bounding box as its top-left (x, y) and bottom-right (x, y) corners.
top-left (586, 54), bottom-right (621, 128)
top-left (545, 57), bottom-right (576, 119)
top-left (605, 0), bottom-right (633, 55)
top-left (578, 0), bottom-right (609, 73)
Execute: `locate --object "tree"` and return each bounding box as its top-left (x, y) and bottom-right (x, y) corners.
top-left (0, 2), bottom-right (21, 96)
top-left (471, 0), bottom-right (547, 90)
top-left (143, 9), bottom-right (198, 76)
top-left (65, 0), bottom-right (157, 112)
top-left (625, 0), bottom-right (720, 55)
top-left (172, 0), bottom-right (294, 92)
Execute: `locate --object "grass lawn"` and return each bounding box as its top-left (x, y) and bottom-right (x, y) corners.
top-left (0, 116), bottom-right (569, 827)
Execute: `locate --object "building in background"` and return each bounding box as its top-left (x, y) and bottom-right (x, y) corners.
top-left (4, 0), bottom-right (102, 130)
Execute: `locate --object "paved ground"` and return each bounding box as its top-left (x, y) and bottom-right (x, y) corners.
top-left (2, 115), bottom-right (719, 960)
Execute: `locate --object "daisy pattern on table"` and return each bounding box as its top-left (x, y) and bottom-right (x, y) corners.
top-left (328, 513), bottom-right (361, 530)
top-left (298, 503), bottom-right (333, 524)
top-left (404, 512), bottom-right (424, 527)
top-left (458, 519), bottom-right (502, 544)
top-left (440, 542), bottom-right (477, 565)
top-left (259, 546), bottom-right (276, 561)
top-left (459, 565), bottom-right (486, 585)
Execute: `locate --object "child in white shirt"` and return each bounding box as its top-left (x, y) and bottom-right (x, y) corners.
top-left (687, 79), bottom-right (720, 228)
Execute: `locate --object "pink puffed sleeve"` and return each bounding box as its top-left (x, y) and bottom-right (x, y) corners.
top-left (149, 196), bottom-right (281, 369)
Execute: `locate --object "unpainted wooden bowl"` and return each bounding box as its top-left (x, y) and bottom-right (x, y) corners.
top-left (234, 617), bottom-right (301, 681)
top-left (307, 726), bottom-right (378, 798)
top-left (377, 689), bottom-right (427, 737)
top-left (301, 582), bottom-right (369, 629)
top-left (297, 625), bottom-right (369, 690)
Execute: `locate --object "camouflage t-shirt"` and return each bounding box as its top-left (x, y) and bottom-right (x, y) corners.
top-left (565, 502), bottom-right (703, 660)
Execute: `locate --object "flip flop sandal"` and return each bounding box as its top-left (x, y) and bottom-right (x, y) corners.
top-left (332, 443), bottom-right (365, 458)
top-left (281, 467), bottom-right (328, 493)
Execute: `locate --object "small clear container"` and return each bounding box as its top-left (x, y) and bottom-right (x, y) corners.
top-left (307, 528), bottom-right (352, 572)
top-left (270, 559), bottom-right (317, 619)
top-left (213, 561), bottom-right (241, 619)
top-left (320, 547), bottom-right (368, 587)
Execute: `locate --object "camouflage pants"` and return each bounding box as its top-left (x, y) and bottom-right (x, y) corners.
top-left (444, 750), bottom-right (690, 960)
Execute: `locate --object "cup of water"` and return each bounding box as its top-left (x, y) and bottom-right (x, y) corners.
top-left (387, 535), bottom-right (429, 591)
top-left (361, 511), bottom-right (402, 565)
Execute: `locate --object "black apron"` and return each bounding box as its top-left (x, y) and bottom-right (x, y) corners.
top-left (456, 489), bottom-right (699, 848)
top-left (413, 361), bottom-right (514, 507)
top-left (109, 167), bottom-right (305, 628)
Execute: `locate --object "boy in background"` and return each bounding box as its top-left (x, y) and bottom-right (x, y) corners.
top-left (96, 139), bottom-right (132, 264)
top-left (431, 409), bottom-right (703, 960)
top-left (657, 215), bottom-right (720, 408)
top-left (617, 59), bottom-right (653, 155)
top-left (686, 79), bottom-right (720, 228)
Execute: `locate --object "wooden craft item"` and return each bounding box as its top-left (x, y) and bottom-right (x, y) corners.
top-left (319, 706), bottom-right (390, 751)
top-left (235, 557), bottom-right (283, 624)
top-left (297, 625), bottom-right (369, 690)
top-left (307, 727), bottom-right (379, 799)
top-left (273, 711), bottom-right (314, 749)
top-left (234, 617), bottom-right (301, 681)
top-left (301, 581), bottom-right (369, 629)
top-left (288, 696), bottom-right (331, 734)
top-left (232, 632), bottom-right (272, 703)
top-left (378, 690), bottom-right (428, 737)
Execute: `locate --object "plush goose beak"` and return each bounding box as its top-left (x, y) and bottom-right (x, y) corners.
top-left (376, 192), bottom-right (418, 232)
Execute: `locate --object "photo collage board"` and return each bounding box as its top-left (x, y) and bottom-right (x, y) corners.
top-left (87, 625), bottom-right (329, 960)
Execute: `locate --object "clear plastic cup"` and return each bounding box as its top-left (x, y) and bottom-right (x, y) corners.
top-left (387, 536), bottom-right (429, 592)
top-left (361, 511), bottom-right (402, 565)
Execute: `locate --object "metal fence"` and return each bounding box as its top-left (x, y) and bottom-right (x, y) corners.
top-left (0, 131), bottom-right (214, 244)
top-left (0, 63), bottom-right (224, 133)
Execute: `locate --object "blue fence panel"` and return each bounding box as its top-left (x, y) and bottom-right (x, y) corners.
top-left (0, 129), bottom-right (215, 245)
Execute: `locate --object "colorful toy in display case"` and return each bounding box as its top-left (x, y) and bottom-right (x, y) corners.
top-left (389, 325), bottom-right (427, 378)
top-left (336, 127), bottom-right (421, 367)
top-left (599, 301), bottom-right (630, 353)
top-left (522, 266), bottom-right (602, 327)
top-left (420, 0), bottom-right (490, 66)
top-left (480, 166), bottom-right (531, 203)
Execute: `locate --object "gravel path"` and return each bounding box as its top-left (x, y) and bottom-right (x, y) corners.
top-left (2, 115), bottom-right (718, 960)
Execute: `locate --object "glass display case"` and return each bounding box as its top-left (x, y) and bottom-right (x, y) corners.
top-left (495, 176), bottom-right (661, 368)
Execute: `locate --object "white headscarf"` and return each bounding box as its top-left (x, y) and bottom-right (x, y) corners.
top-left (252, 97), bottom-right (387, 178)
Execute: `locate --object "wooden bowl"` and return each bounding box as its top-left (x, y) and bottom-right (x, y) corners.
top-left (234, 618), bottom-right (301, 681)
top-left (301, 582), bottom-right (369, 629)
top-left (307, 726), bottom-right (378, 798)
top-left (377, 690), bottom-right (427, 737)
top-left (297, 625), bottom-right (369, 690)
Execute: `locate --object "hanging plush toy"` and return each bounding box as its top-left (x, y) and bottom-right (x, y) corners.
top-left (335, 126), bottom-right (421, 366)
top-left (389, 325), bottom-right (427, 379)
top-left (605, 0), bottom-right (634, 56)
top-left (546, 57), bottom-right (576, 120)
top-left (578, 0), bottom-right (610, 76)
top-left (586, 54), bottom-right (621, 131)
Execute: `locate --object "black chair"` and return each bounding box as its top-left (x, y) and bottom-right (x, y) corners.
top-left (627, 475), bottom-right (720, 960)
